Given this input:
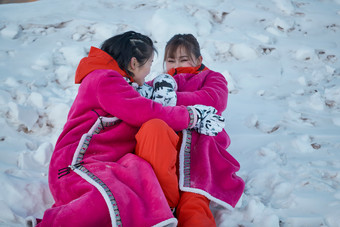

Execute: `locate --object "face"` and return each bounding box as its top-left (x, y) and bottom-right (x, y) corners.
top-left (165, 46), bottom-right (202, 72)
top-left (130, 53), bottom-right (154, 86)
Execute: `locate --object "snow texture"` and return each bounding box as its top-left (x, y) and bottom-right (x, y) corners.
top-left (0, 0), bottom-right (340, 226)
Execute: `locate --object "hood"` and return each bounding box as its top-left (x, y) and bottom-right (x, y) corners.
top-left (75, 46), bottom-right (127, 84)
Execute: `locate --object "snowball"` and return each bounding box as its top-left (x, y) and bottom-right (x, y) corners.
top-left (18, 106), bottom-right (39, 130)
top-left (229, 43), bottom-right (258, 60)
top-left (245, 114), bottom-right (259, 128)
top-left (34, 53), bottom-right (52, 70)
top-left (245, 199), bottom-right (265, 220)
top-left (46, 103), bottom-right (70, 128)
top-left (249, 33), bottom-right (272, 44)
top-left (27, 92), bottom-right (44, 109)
top-left (257, 90), bottom-right (265, 96)
top-left (0, 90), bottom-right (11, 106)
top-left (325, 87), bottom-right (340, 106)
top-left (285, 109), bottom-right (302, 121)
top-left (214, 41), bottom-right (231, 55)
top-left (59, 46), bottom-right (86, 67)
top-left (325, 65), bottom-right (335, 74)
top-left (72, 25), bottom-right (93, 42)
top-left (33, 142), bottom-right (53, 166)
top-left (309, 92), bottom-right (324, 111)
top-left (222, 70), bottom-right (236, 92)
top-left (266, 26), bottom-right (284, 36)
top-left (271, 182), bottom-right (294, 208)
top-left (92, 23), bottom-right (117, 41)
top-left (0, 24), bottom-right (22, 39)
top-left (4, 77), bottom-right (20, 87)
top-left (72, 32), bottom-right (82, 41)
top-left (273, 17), bottom-right (292, 32)
top-left (295, 48), bottom-right (316, 61)
top-left (292, 135), bottom-right (313, 153)
top-left (273, 0), bottom-right (295, 15)
top-left (18, 143), bottom-right (53, 169)
top-left (193, 9), bottom-right (212, 36)
top-left (55, 65), bottom-right (74, 83)
top-left (8, 102), bottom-right (39, 130)
top-left (258, 147), bottom-right (277, 160)
top-left (297, 76), bottom-right (307, 86)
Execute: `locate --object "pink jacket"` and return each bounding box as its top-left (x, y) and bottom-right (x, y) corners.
top-left (40, 48), bottom-right (191, 227)
top-left (172, 69), bottom-right (245, 208)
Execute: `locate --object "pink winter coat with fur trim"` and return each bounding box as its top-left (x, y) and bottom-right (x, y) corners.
top-left (42, 68), bottom-right (191, 227)
top-left (172, 69), bottom-right (245, 208)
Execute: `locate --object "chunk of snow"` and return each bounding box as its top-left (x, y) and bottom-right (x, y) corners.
top-left (0, 24), bottom-right (21, 39)
top-left (8, 102), bottom-right (39, 130)
top-left (229, 43), bottom-right (258, 60)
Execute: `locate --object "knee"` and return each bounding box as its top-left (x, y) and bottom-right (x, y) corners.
top-left (139, 119), bottom-right (169, 134)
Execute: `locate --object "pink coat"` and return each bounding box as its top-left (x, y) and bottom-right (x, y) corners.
top-left (172, 69), bottom-right (244, 208)
top-left (41, 68), bottom-right (190, 227)
top-left (40, 46), bottom-right (243, 227)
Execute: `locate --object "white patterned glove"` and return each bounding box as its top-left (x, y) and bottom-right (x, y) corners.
top-left (136, 83), bottom-right (154, 99)
top-left (152, 74), bottom-right (177, 107)
top-left (123, 77), bottom-right (154, 99)
top-left (187, 105), bottom-right (225, 136)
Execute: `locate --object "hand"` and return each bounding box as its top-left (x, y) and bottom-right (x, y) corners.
top-left (152, 74), bottom-right (177, 106)
top-left (187, 105), bottom-right (225, 136)
top-left (136, 83), bottom-right (154, 99)
top-left (153, 73), bottom-right (177, 91)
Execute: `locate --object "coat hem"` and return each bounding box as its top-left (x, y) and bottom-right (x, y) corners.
top-left (178, 129), bottom-right (234, 210)
top-left (74, 168), bottom-right (122, 227)
top-left (152, 218), bottom-right (178, 227)
top-left (179, 185), bottom-right (234, 210)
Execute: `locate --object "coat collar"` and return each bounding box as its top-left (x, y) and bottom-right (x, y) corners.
top-left (167, 64), bottom-right (209, 76)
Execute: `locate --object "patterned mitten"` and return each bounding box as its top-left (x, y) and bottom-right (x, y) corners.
top-left (123, 76), bottom-right (154, 99)
top-left (187, 105), bottom-right (225, 136)
top-left (136, 83), bottom-right (154, 99)
top-left (152, 74), bottom-right (177, 107)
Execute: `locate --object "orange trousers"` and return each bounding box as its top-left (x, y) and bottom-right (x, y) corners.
top-left (135, 119), bottom-right (216, 227)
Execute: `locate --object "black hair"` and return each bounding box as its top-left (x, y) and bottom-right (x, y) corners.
top-left (100, 31), bottom-right (157, 77)
top-left (164, 34), bottom-right (201, 63)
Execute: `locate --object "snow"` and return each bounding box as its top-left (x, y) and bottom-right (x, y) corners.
top-left (0, 0), bottom-right (340, 226)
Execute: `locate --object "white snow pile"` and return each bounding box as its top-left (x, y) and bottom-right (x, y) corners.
top-left (1, 0), bottom-right (340, 226)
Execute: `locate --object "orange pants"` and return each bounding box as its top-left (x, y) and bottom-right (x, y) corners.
top-left (135, 119), bottom-right (216, 227)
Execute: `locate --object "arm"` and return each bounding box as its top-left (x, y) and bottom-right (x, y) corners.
top-left (175, 71), bottom-right (229, 114)
top-left (96, 72), bottom-right (189, 131)
top-left (146, 73), bottom-right (225, 136)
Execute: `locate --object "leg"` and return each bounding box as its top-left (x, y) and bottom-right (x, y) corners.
top-left (135, 119), bottom-right (180, 208)
top-left (176, 192), bottom-right (216, 227)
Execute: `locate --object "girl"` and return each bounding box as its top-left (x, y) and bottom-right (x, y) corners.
top-left (139, 34), bottom-right (245, 227)
top-left (27, 31), bottom-right (225, 227)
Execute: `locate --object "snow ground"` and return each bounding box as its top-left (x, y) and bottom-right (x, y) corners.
top-left (0, 0), bottom-right (340, 226)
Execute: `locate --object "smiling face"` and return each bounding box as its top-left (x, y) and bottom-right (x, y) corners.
top-left (165, 46), bottom-right (202, 72)
top-left (129, 53), bottom-right (154, 86)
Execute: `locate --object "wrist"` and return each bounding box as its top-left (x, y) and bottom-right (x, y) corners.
top-left (187, 106), bottom-right (197, 129)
